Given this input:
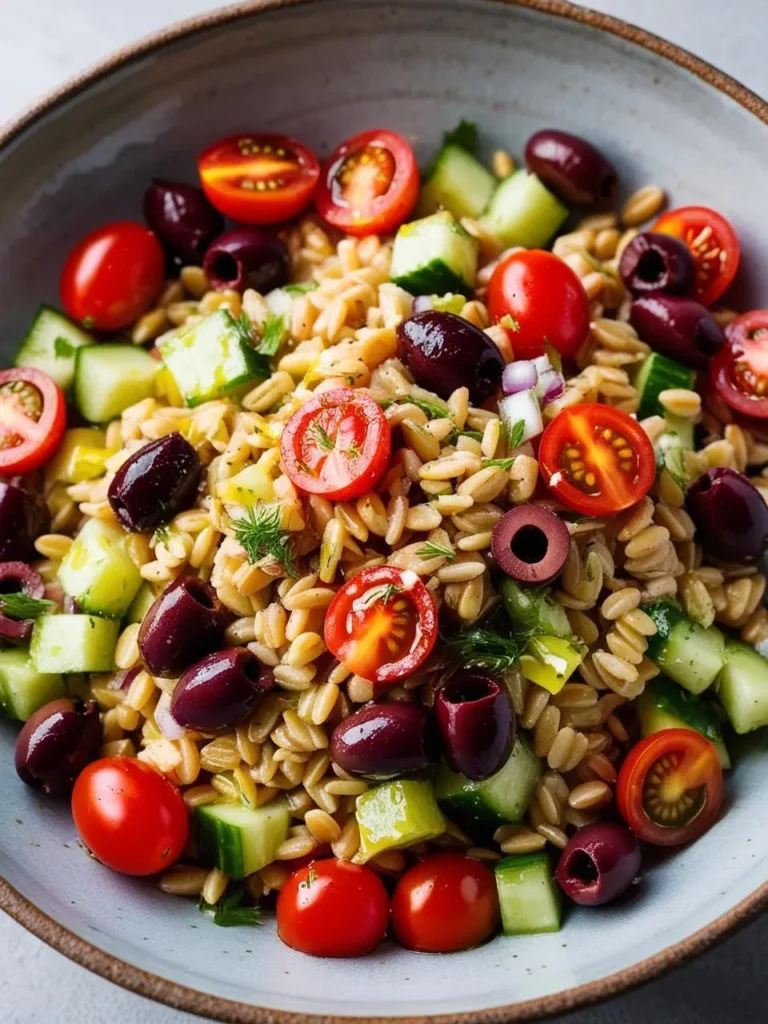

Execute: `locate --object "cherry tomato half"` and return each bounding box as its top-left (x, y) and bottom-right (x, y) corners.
top-left (709, 310), bottom-right (768, 420)
top-left (655, 206), bottom-right (740, 307)
top-left (392, 853), bottom-right (500, 953)
top-left (60, 221), bottom-right (165, 332)
top-left (280, 387), bottom-right (391, 501)
top-left (315, 129), bottom-right (419, 237)
top-left (538, 404), bottom-right (656, 517)
top-left (617, 730), bottom-right (723, 847)
top-left (324, 565), bottom-right (438, 686)
top-left (71, 757), bottom-right (189, 876)
top-left (277, 858), bottom-right (389, 958)
top-left (198, 133), bottom-right (320, 225)
top-left (487, 250), bottom-right (590, 360)
top-left (0, 368), bottom-right (66, 475)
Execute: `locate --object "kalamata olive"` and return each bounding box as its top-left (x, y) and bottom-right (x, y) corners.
top-left (138, 575), bottom-right (227, 678)
top-left (330, 702), bottom-right (439, 780)
top-left (491, 506), bottom-right (571, 586)
top-left (0, 562), bottom-right (45, 641)
top-left (524, 129), bottom-right (617, 207)
top-left (108, 432), bottom-right (201, 532)
top-left (0, 481), bottom-right (46, 563)
top-left (203, 227), bottom-right (289, 294)
top-left (556, 822), bottom-right (640, 905)
top-left (435, 673), bottom-right (515, 781)
top-left (630, 293), bottom-right (725, 369)
top-left (171, 648), bottom-right (274, 731)
top-left (143, 180), bottom-right (224, 264)
top-left (619, 232), bottom-right (694, 296)
top-left (396, 311), bottom-right (505, 404)
top-left (15, 697), bottom-right (101, 798)
top-left (687, 467), bottom-right (768, 564)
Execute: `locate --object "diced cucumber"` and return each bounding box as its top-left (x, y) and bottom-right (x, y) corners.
top-left (637, 675), bottom-right (730, 768)
top-left (419, 144), bottom-right (497, 220)
top-left (435, 735), bottom-right (541, 832)
top-left (519, 635), bottom-right (588, 695)
top-left (0, 647), bottom-right (65, 721)
top-left (655, 415), bottom-right (694, 488)
top-left (495, 853), bottom-right (561, 935)
top-left (355, 779), bottom-right (445, 863)
top-left (15, 305), bottom-right (94, 392)
top-left (217, 460), bottom-right (277, 507)
top-left (58, 518), bottom-right (142, 618)
top-left (74, 344), bottom-right (157, 423)
top-left (125, 583), bottom-right (157, 626)
top-left (500, 578), bottom-right (571, 638)
top-left (196, 800), bottom-right (290, 879)
top-left (645, 600), bottom-right (725, 694)
top-left (158, 309), bottom-right (268, 407)
top-left (479, 171), bottom-right (568, 249)
top-left (30, 614), bottom-right (119, 674)
top-left (46, 428), bottom-right (115, 485)
top-left (716, 641), bottom-right (768, 734)
top-left (635, 352), bottom-right (695, 420)
top-left (390, 212), bottom-right (478, 296)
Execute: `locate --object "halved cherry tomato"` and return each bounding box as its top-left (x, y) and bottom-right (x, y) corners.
top-left (198, 133), bottom-right (320, 225)
top-left (392, 853), bottom-right (500, 953)
top-left (538, 403), bottom-right (656, 516)
top-left (277, 858), bottom-right (389, 958)
top-left (60, 221), bottom-right (165, 332)
top-left (617, 730), bottom-right (723, 847)
top-left (0, 368), bottom-right (66, 475)
top-left (709, 310), bottom-right (768, 419)
top-left (655, 206), bottom-right (740, 307)
top-left (315, 129), bottom-right (419, 237)
top-left (324, 565), bottom-right (437, 685)
top-left (280, 387), bottom-right (391, 501)
top-left (487, 250), bottom-right (590, 360)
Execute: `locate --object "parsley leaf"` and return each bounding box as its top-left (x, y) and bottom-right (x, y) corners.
top-left (442, 119), bottom-right (478, 154)
top-left (416, 540), bottom-right (456, 561)
top-left (0, 593), bottom-right (55, 620)
top-left (199, 885), bottom-right (261, 928)
top-left (284, 282), bottom-right (316, 295)
top-left (234, 503), bottom-right (298, 578)
top-left (257, 313), bottom-right (288, 357)
top-left (54, 336), bottom-right (75, 359)
top-left (504, 418), bottom-right (526, 450)
top-left (482, 456), bottom-right (517, 471)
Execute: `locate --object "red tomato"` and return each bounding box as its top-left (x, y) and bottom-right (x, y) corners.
top-left (710, 310), bottom-right (768, 419)
top-left (280, 387), bottom-right (391, 501)
top-left (71, 757), bottom-right (188, 876)
top-left (655, 206), bottom-right (740, 307)
top-left (198, 133), bottom-right (319, 225)
top-left (315, 129), bottom-right (419, 237)
top-left (487, 250), bottom-right (590, 360)
top-left (324, 566), bottom-right (437, 685)
top-left (538, 403), bottom-right (656, 516)
top-left (617, 730), bottom-right (723, 846)
top-left (60, 221), bottom-right (165, 331)
top-left (277, 858), bottom-right (389, 958)
top-left (0, 368), bottom-right (66, 475)
top-left (392, 853), bottom-right (500, 953)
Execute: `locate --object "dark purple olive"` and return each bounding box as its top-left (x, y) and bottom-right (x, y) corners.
top-left (171, 648), bottom-right (274, 731)
top-left (491, 506), bottom-right (571, 586)
top-left (0, 481), bottom-right (46, 563)
top-left (138, 575), bottom-right (227, 678)
top-left (203, 227), bottom-right (289, 294)
top-left (687, 467), bottom-right (768, 564)
top-left (435, 673), bottom-right (515, 781)
top-left (619, 232), bottom-right (694, 296)
top-left (143, 179), bottom-right (224, 264)
top-left (330, 702), bottom-right (439, 781)
top-left (396, 311), bottom-right (505, 404)
top-left (524, 129), bottom-right (617, 207)
top-left (15, 697), bottom-right (101, 798)
top-left (556, 822), bottom-right (640, 906)
top-left (108, 431), bottom-right (201, 532)
top-left (630, 293), bottom-right (725, 369)
top-left (0, 562), bottom-right (45, 641)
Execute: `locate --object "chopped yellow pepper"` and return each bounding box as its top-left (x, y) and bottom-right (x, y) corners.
top-left (519, 635), bottom-right (588, 695)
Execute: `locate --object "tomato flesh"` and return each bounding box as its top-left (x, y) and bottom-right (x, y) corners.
top-left (654, 206), bottom-right (740, 307)
top-left (617, 730), bottom-right (723, 846)
top-left (710, 310), bottom-right (768, 419)
top-left (324, 565), bottom-right (437, 685)
top-left (0, 368), bottom-right (66, 475)
top-left (538, 404), bottom-right (656, 516)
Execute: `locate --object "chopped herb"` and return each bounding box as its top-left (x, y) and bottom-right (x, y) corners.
top-left (504, 418), bottom-right (526, 450)
top-left (346, 439), bottom-right (362, 460)
top-left (284, 282), bottom-right (316, 295)
top-left (223, 309), bottom-right (254, 348)
top-left (442, 119), bottom-right (478, 154)
top-left (199, 885), bottom-right (261, 928)
top-left (234, 503), bottom-right (298, 578)
top-left (257, 313), bottom-right (288, 357)
top-left (152, 524), bottom-right (171, 546)
top-left (0, 593), bottom-right (55, 620)
top-left (459, 429), bottom-right (484, 442)
top-left (482, 457), bottom-right (517, 471)
top-left (309, 420), bottom-right (335, 453)
top-left (54, 336), bottom-right (75, 359)
top-left (499, 313), bottom-right (520, 333)
top-left (447, 624), bottom-right (542, 675)
top-left (416, 540), bottom-right (456, 561)
top-left (362, 583), bottom-right (402, 608)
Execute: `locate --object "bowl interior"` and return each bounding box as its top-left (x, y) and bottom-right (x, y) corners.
top-left (2, 0), bottom-right (768, 1018)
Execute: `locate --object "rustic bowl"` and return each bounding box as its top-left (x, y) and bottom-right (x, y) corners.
top-left (1, 1), bottom-right (767, 1021)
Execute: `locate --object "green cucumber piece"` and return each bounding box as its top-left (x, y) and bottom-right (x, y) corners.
top-left (15, 305), bottom-right (95, 392)
top-left (716, 640), bottom-right (768, 734)
top-left (479, 171), bottom-right (568, 248)
top-left (30, 614), bottom-right (119, 674)
top-left (58, 518), bottom-right (142, 618)
top-left (500, 578), bottom-right (571, 637)
top-left (419, 144), bottom-right (496, 220)
top-left (74, 344), bottom-right (157, 423)
top-left (125, 583), bottom-right (157, 626)
top-left (495, 852), bottom-right (561, 935)
top-left (0, 647), bottom-right (65, 721)
top-left (637, 675), bottom-right (730, 767)
top-left (519, 635), bottom-right (588, 695)
top-left (655, 415), bottom-right (694, 488)
top-left (645, 600), bottom-right (725, 695)
top-left (355, 779), bottom-right (445, 862)
top-left (635, 352), bottom-right (695, 420)
top-left (195, 800), bottom-right (290, 879)
top-left (390, 211), bottom-right (478, 296)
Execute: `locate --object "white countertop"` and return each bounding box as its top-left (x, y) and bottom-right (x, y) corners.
top-left (1, 1), bottom-right (766, 1022)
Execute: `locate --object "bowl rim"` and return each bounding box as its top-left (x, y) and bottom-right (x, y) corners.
top-left (1, 0), bottom-right (767, 1021)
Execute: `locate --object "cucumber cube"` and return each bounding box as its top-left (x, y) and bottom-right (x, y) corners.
top-left (58, 518), bottom-right (142, 618)
top-left (74, 344), bottom-right (158, 423)
top-left (15, 305), bottom-right (95, 392)
top-left (419, 144), bottom-right (496, 221)
top-left (0, 647), bottom-right (65, 721)
top-left (645, 600), bottom-right (725, 694)
top-left (355, 779), bottom-right (445, 863)
top-left (125, 583), bottom-right (157, 626)
top-left (196, 800), bottom-right (290, 879)
top-left (217, 460), bottom-right (277, 507)
top-left (30, 614), bottom-right (119, 674)
top-left (495, 852), bottom-right (561, 935)
top-left (390, 212), bottom-right (478, 296)
top-left (717, 641), bottom-right (768, 734)
top-left (480, 171), bottom-right (568, 249)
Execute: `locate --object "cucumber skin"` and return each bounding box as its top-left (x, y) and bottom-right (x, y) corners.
top-left (499, 578), bottom-right (571, 638)
top-left (638, 676), bottom-right (730, 768)
top-left (391, 260), bottom-right (472, 297)
top-left (390, 212), bottom-right (478, 297)
top-left (645, 600), bottom-right (725, 694)
top-left (644, 600), bottom-right (686, 655)
top-left (635, 352), bottom-right (695, 419)
top-left (494, 852), bottom-right (561, 935)
top-left (195, 801), bottom-right (290, 879)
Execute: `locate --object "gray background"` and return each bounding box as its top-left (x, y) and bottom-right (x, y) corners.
top-left (0, 0), bottom-right (765, 1021)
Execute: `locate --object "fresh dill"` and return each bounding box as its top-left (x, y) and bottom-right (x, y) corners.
top-left (0, 593), bottom-right (55, 620)
top-left (447, 624), bottom-right (542, 674)
top-left (233, 504), bottom-right (298, 578)
top-left (199, 885), bottom-right (261, 928)
top-left (309, 420), bottom-right (335, 453)
top-left (481, 456), bottom-right (517, 471)
top-left (416, 540), bottom-right (456, 561)
top-left (257, 313), bottom-right (288, 357)
top-left (222, 308), bottom-right (254, 348)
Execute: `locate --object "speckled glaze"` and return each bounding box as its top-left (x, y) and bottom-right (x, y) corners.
top-left (1, 1), bottom-right (768, 1021)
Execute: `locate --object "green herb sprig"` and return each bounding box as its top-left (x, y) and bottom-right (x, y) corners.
top-left (503, 418), bottom-right (526, 450)
top-left (257, 313), bottom-right (288, 357)
top-left (234, 503), bottom-right (298, 578)
top-left (416, 540), bottom-right (456, 561)
top-left (481, 457), bottom-right (517, 471)
top-left (0, 593), bottom-right (55, 620)
top-left (199, 885), bottom-right (261, 928)
top-left (447, 624), bottom-right (542, 674)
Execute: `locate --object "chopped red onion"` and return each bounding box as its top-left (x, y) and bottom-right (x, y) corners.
top-left (412, 295), bottom-right (434, 314)
top-left (155, 689), bottom-right (186, 740)
top-left (499, 389), bottom-right (543, 444)
top-left (532, 354), bottom-right (553, 375)
top-left (537, 369), bottom-right (566, 404)
top-left (502, 359), bottom-right (538, 396)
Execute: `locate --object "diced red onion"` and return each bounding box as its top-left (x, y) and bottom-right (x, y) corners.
top-left (155, 689), bottom-right (186, 740)
top-left (412, 295), bottom-right (434, 313)
top-left (499, 389), bottom-right (543, 444)
top-left (532, 354), bottom-right (553, 375)
top-left (502, 360), bottom-right (538, 396)
top-left (537, 369), bottom-right (566, 404)
top-left (107, 667), bottom-right (141, 691)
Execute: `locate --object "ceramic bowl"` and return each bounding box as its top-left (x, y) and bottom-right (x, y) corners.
top-left (1, 1), bottom-right (768, 1021)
